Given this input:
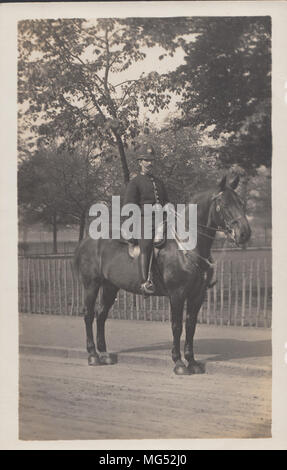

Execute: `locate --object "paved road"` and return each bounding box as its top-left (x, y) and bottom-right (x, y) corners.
top-left (19, 314), bottom-right (271, 440)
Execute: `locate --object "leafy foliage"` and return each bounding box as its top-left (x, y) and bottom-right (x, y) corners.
top-left (168, 17), bottom-right (271, 171)
top-left (18, 18), bottom-right (184, 184)
top-left (18, 140), bottom-right (107, 246)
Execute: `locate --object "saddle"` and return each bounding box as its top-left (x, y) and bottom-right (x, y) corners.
top-left (126, 219), bottom-right (167, 259)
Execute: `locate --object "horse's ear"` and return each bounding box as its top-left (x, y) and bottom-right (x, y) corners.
top-left (230, 175), bottom-right (240, 190)
top-left (218, 175), bottom-right (227, 191)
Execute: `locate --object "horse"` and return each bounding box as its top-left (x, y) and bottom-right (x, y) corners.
top-left (74, 175), bottom-right (251, 375)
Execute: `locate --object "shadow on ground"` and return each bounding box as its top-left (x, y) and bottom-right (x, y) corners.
top-left (119, 338), bottom-right (271, 363)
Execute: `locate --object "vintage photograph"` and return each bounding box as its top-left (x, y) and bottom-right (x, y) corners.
top-left (16, 11), bottom-right (273, 441)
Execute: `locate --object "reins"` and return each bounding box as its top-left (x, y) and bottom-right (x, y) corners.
top-left (174, 189), bottom-right (240, 273)
top-left (159, 188), bottom-right (244, 277)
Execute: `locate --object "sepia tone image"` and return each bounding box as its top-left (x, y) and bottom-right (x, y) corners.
top-left (18, 15), bottom-right (272, 441)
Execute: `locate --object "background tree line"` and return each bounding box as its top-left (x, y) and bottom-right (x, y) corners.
top-left (18, 17), bottom-right (271, 252)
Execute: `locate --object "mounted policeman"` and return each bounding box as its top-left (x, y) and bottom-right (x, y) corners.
top-left (123, 143), bottom-right (169, 295)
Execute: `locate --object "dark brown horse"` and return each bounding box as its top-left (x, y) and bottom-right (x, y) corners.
top-left (74, 175), bottom-right (251, 375)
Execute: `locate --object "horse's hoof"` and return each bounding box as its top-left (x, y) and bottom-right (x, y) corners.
top-left (99, 353), bottom-right (118, 365)
top-left (88, 354), bottom-right (101, 366)
top-left (173, 360), bottom-right (190, 376)
top-left (188, 361), bottom-right (206, 374)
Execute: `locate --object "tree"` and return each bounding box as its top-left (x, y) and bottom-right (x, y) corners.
top-left (18, 18), bottom-right (184, 184)
top-left (168, 17), bottom-right (271, 172)
top-left (18, 140), bottom-right (107, 250)
top-left (246, 165), bottom-right (271, 218)
top-left (18, 148), bottom-right (68, 253)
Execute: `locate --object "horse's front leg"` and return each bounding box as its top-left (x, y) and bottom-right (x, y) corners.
top-left (169, 294), bottom-right (189, 375)
top-left (184, 290), bottom-right (206, 374)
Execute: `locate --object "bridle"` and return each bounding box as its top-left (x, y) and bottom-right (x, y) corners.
top-left (201, 190), bottom-right (246, 241)
top-left (172, 188), bottom-right (247, 272)
top-left (191, 189), bottom-right (247, 274)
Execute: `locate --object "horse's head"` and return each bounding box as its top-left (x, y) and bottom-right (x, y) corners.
top-left (209, 175), bottom-right (251, 247)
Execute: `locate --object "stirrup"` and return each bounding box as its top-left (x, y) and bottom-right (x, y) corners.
top-left (140, 280), bottom-right (155, 296)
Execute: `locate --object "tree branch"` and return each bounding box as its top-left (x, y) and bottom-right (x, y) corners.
top-left (114, 79), bottom-right (137, 88)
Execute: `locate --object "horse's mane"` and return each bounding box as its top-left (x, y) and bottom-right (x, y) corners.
top-left (189, 185), bottom-right (218, 205)
top-left (188, 187), bottom-right (216, 222)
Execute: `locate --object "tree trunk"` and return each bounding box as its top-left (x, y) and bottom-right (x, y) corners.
top-left (84, 211), bottom-right (90, 238)
top-left (79, 211), bottom-right (86, 242)
top-left (113, 130), bottom-right (130, 184)
top-left (52, 213), bottom-right (58, 254)
top-left (240, 175), bottom-right (249, 211)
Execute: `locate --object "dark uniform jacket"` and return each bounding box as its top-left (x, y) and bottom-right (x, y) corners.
top-left (124, 174), bottom-right (169, 211)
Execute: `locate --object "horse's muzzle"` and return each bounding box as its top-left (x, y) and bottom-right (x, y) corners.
top-left (234, 220), bottom-right (252, 246)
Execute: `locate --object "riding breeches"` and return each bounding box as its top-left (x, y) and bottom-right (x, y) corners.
top-left (137, 214), bottom-right (155, 283)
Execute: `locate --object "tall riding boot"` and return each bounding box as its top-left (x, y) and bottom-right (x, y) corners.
top-left (139, 253), bottom-right (155, 295)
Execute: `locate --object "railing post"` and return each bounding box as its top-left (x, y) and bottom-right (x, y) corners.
top-left (27, 258), bottom-right (31, 314)
top-left (228, 260), bottom-right (232, 326)
top-left (234, 263), bottom-right (238, 326)
top-left (256, 259), bottom-right (261, 327)
top-left (264, 258), bottom-right (268, 327)
top-left (241, 259), bottom-right (246, 327)
top-left (213, 262), bottom-right (218, 325)
top-left (220, 260), bottom-right (224, 326)
top-left (248, 259), bottom-right (254, 327)
top-left (70, 258), bottom-right (75, 316)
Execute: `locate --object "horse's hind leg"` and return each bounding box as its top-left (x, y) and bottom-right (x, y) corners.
top-left (169, 293), bottom-right (189, 375)
top-left (84, 282), bottom-right (101, 366)
top-left (184, 289), bottom-right (206, 374)
top-left (96, 280), bottom-right (119, 365)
